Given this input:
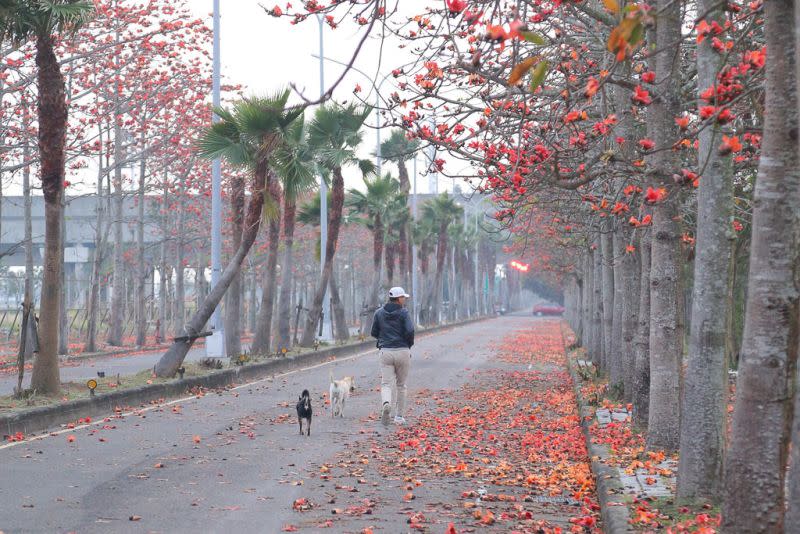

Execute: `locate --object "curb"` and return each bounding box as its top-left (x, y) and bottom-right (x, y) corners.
top-left (1, 316), bottom-right (491, 439)
top-left (563, 343), bottom-right (632, 533)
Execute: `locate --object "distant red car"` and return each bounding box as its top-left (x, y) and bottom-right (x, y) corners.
top-left (532, 304), bottom-right (564, 316)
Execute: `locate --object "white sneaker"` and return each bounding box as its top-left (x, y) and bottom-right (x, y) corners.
top-left (381, 403), bottom-right (391, 426)
top-left (394, 416), bottom-right (406, 425)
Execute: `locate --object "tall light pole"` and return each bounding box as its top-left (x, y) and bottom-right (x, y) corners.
top-left (317, 16), bottom-right (332, 340)
top-left (411, 155), bottom-right (419, 325)
top-left (207, 0), bottom-right (224, 357)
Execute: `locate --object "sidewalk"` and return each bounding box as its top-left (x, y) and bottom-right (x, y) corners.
top-left (566, 331), bottom-right (722, 533)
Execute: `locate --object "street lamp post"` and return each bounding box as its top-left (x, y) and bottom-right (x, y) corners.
top-left (411, 155), bottom-right (419, 325)
top-left (206, 0), bottom-right (225, 357)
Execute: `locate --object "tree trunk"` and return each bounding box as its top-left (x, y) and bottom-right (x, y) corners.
top-left (645, 0), bottom-right (683, 452)
top-left (330, 268), bottom-right (349, 342)
top-left (251, 179), bottom-right (282, 354)
top-left (621, 232), bottom-right (640, 402)
top-left (156, 179), bottom-right (168, 345)
top-left (362, 214), bottom-right (384, 336)
top-left (723, 2), bottom-right (798, 529)
top-left (601, 224), bottom-right (615, 380)
top-left (300, 167), bottom-right (346, 346)
top-left (30, 36), bottom-right (67, 395)
top-left (277, 196), bottom-right (297, 350)
top-left (87, 162), bottom-right (108, 354)
top-left (787, 362), bottom-right (800, 526)
top-left (22, 132), bottom-right (34, 366)
top-left (173, 191), bottom-right (185, 335)
top-left (676, 0), bottom-right (734, 502)
top-left (428, 222), bottom-right (449, 324)
top-left (58, 203), bottom-right (68, 356)
top-left (224, 174), bottom-right (245, 357)
top-left (591, 236), bottom-right (603, 367)
top-left (582, 251), bottom-right (593, 354)
top-left (107, 115), bottom-right (124, 347)
top-left (155, 160), bottom-right (271, 377)
top-left (386, 243), bottom-right (395, 286)
top-left (633, 233), bottom-right (651, 428)
top-left (135, 146), bottom-right (147, 347)
top-left (398, 224), bottom-right (408, 286)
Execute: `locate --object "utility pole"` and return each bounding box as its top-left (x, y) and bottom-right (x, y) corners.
top-left (317, 15), bottom-right (332, 340)
top-left (411, 156), bottom-right (419, 325)
top-left (206, 0), bottom-right (225, 357)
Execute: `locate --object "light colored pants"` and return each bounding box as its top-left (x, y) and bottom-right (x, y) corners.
top-left (379, 348), bottom-right (411, 417)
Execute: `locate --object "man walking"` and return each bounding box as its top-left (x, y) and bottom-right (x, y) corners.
top-left (371, 287), bottom-right (415, 426)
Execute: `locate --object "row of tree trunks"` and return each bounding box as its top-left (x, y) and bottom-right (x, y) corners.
top-left (564, 2), bottom-right (800, 528)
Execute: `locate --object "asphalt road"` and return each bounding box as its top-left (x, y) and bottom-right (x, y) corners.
top-left (0, 314), bottom-right (549, 533)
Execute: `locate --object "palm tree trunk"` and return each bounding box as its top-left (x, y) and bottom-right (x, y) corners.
top-left (224, 174), bottom-right (245, 357)
top-left (723, 1), bottom-right (798, 528)
top-left (277, 196), bottom-right (297, 350)
top-left (677, 0), bottom-right (734, 502)
top-left (329, 268), bottom-right (349, 342)
top-left (386, 243), bottom-right (396, 286)
top-left (362, 214), bottom-right (384, 336)
top-left (30, 35), bottom-right (67, 395)
top-left (252, 179), bottom-right (282, 354)
top-left (300, 167), bottom-right (345, 346)
top-left (155, 161), bottom-right (271, 377)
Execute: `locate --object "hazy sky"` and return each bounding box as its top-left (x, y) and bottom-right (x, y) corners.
top-left (184, 1), bottom-right (450, 194)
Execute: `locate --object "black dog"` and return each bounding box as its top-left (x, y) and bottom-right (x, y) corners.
top-left (296, 390), bottom-right (312, 436)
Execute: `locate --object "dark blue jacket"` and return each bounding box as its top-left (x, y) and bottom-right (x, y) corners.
top-left (371, 302), bottom-right (415, 349)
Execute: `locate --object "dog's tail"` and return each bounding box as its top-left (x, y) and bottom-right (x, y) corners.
top-left (301, 389), bottom-right (310, 399)
top-left (329, 369), bottom-right (335, 384)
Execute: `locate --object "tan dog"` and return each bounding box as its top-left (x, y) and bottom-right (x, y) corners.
top-left (329, 371), bottom-right (356, 418)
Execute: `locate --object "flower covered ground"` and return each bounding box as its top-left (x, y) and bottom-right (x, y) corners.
top-left (284, 318), bottom-right (602, 533)
top-left (565, 333), bottom-right (722, 534)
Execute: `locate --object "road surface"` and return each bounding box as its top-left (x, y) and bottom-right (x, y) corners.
top-left (0, 315), bottom-right (597, 533)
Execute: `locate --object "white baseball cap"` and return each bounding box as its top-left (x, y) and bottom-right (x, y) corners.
top-left (388, 287), bottom-right (410, 298)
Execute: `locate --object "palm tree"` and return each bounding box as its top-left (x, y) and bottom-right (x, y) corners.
top-left (299, 104), bottom-right (373, 347)
top-left (380, 130), bottom-right (419, 283)
top-left (347, 173), bottom-right (402, 332)
top-left (155, 92), bottom-right (302, 377)
top-left (297, 191), bottom-right (352, 342)
top-left (380, 130), bottom-right (419, 193)
top-left (274, 117), bottom-right (316, 351)
top-left (422, 194), bottom-right (463, 325)
top-left (0, 0), bottom-right (94, 394)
